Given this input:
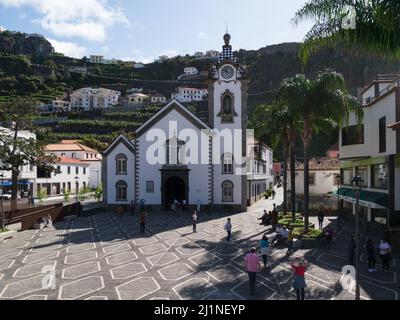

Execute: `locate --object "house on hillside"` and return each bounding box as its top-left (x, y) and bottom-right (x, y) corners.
top-left (150, 93), bottom-right (167, 104)
top-left (70, 87), bottom-right (121, 111)
top-left (128, 93), bottom-right (150, 105)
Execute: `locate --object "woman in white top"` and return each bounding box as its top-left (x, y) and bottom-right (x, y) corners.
top-left (192, 211), bottom-right (198, 233)
top-left (379, 238), bottom-right (391, 271)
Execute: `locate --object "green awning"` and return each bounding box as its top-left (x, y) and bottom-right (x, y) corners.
top-left (337, 187), bottom-right (388, 209)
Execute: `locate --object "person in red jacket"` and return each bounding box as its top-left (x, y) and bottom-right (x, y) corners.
top-left (291, 257), bottom-right (308, 300)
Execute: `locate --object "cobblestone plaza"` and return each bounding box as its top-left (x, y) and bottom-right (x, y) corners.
top-left (0, 199), bottom-right (398, 300)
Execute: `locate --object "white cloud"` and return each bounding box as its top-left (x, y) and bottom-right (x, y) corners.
top-left (119, 56), bottom-right (154, 64)
top-left (48, 38), bottom-right (87, 58)
top-left (0, 0), bottom-right (129, 42)
top-left (197, 32), bottom-right (207, 39)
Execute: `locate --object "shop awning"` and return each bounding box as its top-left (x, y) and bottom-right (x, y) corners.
top-left (337, 187), bottom-right (388, 209)
top-left (17, 180), bottom-right (34, 185)
top-left (0, 180), bottom-right (33, 186)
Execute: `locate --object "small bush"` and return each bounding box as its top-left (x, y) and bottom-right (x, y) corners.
top-left (293, 228), bottom-right (323, 239)
top-left (37, 189), bottom-right (47, 203)
top-left (63, 189), bottom-right (71, 202)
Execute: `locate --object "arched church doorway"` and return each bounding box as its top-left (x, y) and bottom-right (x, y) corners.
top-left (164, 176), bottom-right (186, 210)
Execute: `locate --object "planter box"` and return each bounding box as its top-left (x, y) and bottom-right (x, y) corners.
top-left (0, 230), bottom-right (17, 241)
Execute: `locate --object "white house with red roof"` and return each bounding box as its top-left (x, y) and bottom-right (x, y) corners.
top-left (45, 140), bottom-right (102, 188)
top-left (36, 156), bottom-right (90, 198)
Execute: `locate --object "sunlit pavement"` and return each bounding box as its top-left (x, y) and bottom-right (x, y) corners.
top-left (0, 190), bottom-right (398, 300)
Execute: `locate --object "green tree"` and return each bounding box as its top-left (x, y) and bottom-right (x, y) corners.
top-left (0, 97), bottom-right (56, 212)
top-left (278, 70), bottom-right (363, 231)
top-left (294, 0), bottom-right (400, 64)
top-left (43, 59), bottom-right (57, 69)
top-left (94, 184), bottom-right (103, 202)
top-left (78, 186), bottom-right (92, 202)
top-left (63, 188), bottom-right (71, 202)
top-left (253, 103), bottom-right (300, 218)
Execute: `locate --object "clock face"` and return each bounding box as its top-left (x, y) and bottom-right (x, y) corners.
top-left (220, 65), bottom-right (235, 80)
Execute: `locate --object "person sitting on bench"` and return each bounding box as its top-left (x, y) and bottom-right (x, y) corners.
top-left (271, 225), bottom-right (289, 245)
top-left (258, 210), bottom-right (271, 225)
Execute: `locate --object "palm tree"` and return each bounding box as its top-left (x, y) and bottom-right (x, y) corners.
top-left (294, 0), bottom-right (400, 63)
top-left (278, 70), bottom-right (363, 232)
top-left (253, 103), bottom-right (300, 219)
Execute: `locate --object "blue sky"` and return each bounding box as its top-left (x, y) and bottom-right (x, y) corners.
top-left (0, 0), bottom-right (313, 62)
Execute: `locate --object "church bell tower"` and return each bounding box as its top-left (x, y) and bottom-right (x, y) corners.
top-left (208, 32), bottom-right (250, 213)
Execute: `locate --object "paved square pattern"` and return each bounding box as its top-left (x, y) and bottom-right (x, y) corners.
top-left (0, 200), bottom-right (398, 300)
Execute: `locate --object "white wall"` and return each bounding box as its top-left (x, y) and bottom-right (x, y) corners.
top-left (340, 92), bottom-right (397, 159)
top-left (137, 108), bottom-right (209, 206)
top-left (36, 162), bottom-right (89, 195)
top-left (88, 160), bottom-right (102, 188)
top-left (106, 142), bottom-right (135, 205)
top-left (288, 170), bottom-right (339, 194)
top-left (139, 110), bottom-right (208, 205)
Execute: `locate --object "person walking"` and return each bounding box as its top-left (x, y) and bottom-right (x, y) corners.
top-left (224, 218), bottom-right (232, 242)
top-left (139, 211), bottom-right (146, 233)
top-left (318, 210), bottom-right (325, 229)
top-left (287, 229), bottom-right (294, 255)
top-left (291, 257), bottom-right (308, 300)
top-left (271, 189), bottom-right (276, 200)
top-left (259, 235), bottom-right (269, 268)
top-left (366, 238), bottom-right (377, 273)
top-left (244, 248), bottom-right (261, 296)
top-left (324, 226), bottom-right (334, 248)
top-left (379, 238), bottom-right (391, 272)
top-left (192, 211), bottom-right (198, 233)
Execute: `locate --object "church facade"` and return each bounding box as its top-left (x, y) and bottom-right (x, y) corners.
top-left (102, 33), bottom-right (273, 213)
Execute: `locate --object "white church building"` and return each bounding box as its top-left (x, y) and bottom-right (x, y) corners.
top-left (102, 33), bottom-right (273, 213)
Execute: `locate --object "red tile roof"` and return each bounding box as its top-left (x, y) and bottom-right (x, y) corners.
top-left (57, 157), bottom-right (90, 165)
top-left (295, 157), bottom-right (339, 171)
top-left (45, 142), bottom-right (99, 153)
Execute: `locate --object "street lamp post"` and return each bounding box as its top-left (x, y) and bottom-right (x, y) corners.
top-left (75, 176), bottom-right (79, 217)
top-left (352, 174), bottom-right (364, 301)
top-left (336, 174), bottom-right (341, 231)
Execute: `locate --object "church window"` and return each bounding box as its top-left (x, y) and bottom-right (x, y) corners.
top-left (116, 181), bottom-right (127, 201)
top-left (116, 154), bottom-right (127, 175)
top-left (222, 181), bottom-right (234, 202)
top-left (222, 153), bottom-right (233, 174)
top-left (146, 181), bottom-right (154, 193)
top-left (218, 90), bottom-right (237, 123)
top-left (223, 95), bottom-right (232, 114)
